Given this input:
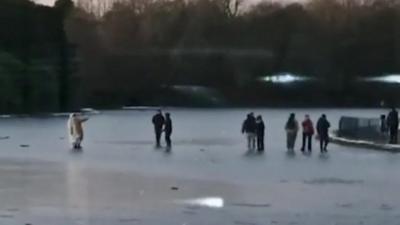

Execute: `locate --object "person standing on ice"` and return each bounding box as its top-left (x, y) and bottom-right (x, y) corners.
top-left (285, 113), bottom-right (299, 152)
top-left (256, 115), bottom-right (265, 152)
top-left (152, 110), bottom-right (165, 148)
top-left (242, 113), bottom-right (257, 151)
top-left (68, 113), bottom-right (89, 149)
top-left (164, 113), bottom-right (173, 149)
top-left (387, 107), bottom-right (399, 144)
top-left (301, 114), bottom-right (314, 153)
top-left (317, 114), bottom-right (330, 153)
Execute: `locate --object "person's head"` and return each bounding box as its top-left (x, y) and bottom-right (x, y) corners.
top-left (288, 113), bottom-right (295, 122)
top-left (250, 112), bottom-right (255, 117)
top-left (166, 113), bottom-right (170, 118)
top-left (257, 115), bottom-right (262, 120)
top-left (157, 109), bottom-right (162, 114)
top-left (305, 114), bottom-right (310, 119)
top-left (392, 107), bottom-right (397, 111)
top-left (322, 114), bottom-right (326, 119)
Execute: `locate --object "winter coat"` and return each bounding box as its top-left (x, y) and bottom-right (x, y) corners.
top-left (302, 119), bottom-right (314, 135)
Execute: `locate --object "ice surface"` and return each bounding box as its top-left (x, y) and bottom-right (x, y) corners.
top-left (0, 108), bottom-right (398, 224)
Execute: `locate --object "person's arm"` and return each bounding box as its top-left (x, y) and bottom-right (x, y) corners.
top-left (79, 117), bottom-right (89, 123)
top-left (310, 122), bottom-right (315, 134)
top-left (163, 121), bottom-right (168, 132)
top-left (69, 124), bottom-right (73, 135)
top-left (387, 113), bottom-right (391, 126)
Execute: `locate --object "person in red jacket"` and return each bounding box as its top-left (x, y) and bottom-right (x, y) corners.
top-left (301, 114), bottom-right (314, 153)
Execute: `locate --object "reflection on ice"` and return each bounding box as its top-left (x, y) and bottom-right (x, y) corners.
top-left (181, 197), bottom-right (224, 208)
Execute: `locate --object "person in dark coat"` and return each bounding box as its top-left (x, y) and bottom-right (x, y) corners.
top-left (387, 107), bottom-right (399, 144)
top-left (164, 113), bottom-right (173, 148)
top-left (242, 113), bottom-right (257, 150)
top-left (152, 110), bottom-right (165, 147)
top-left (256, 115), bottom-right (265, 152)
top-left (301, 115), bottom-right (314, 153)
top-left (285, 113), bottom-right (299, 151)
top-left (317, 114), bottom-right (330, 153)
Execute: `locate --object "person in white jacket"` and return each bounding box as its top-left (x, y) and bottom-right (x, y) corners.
top-left (68, 113), bottom-right (89, 149)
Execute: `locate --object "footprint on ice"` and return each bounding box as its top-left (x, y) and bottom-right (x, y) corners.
top-left (6, 208), bottom-right (19, 212)
top-left (303, 178), bottom-right (364, 185)
top-left (336, 203), bottom-right (354, 208)
top-left (119, 218), bottom-right (141, 223)
top-left (379, 204), bottom-right (394, 211)
top-left (232, 203), bottom-right (271, 208)
top-left (0, 214), bottom-right (14, 218)
top-left (182, 210), bottom-right (197, 215)
top-left (234, 221), bottom-right (257, 225)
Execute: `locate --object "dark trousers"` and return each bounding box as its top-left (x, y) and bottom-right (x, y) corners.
top-left (165, 132), bottom-right (172, 147)
top-left (257, 134), bottom-right (264, 151)
top-left (301, 133), bottom-right (312, 152)
top-left (320, 134), bottom-right (329, 152)
top-left (389, 127), bottom-right (398, 144)
top-left (155, 128), bottom-right (162, 147)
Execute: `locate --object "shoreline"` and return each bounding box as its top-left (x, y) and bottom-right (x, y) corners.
top-left (329, 131), bottom-right (400, 153)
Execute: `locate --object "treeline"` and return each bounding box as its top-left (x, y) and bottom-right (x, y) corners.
top-left (0, 0), bottom-right (75, 113)
top-left (67, 0), bottom-right (400, 107)
top-left (1, 0), bottom-right (400, 112)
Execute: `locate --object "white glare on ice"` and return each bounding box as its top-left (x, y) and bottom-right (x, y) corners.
top-left (180, 197), bottom-right (224, 208)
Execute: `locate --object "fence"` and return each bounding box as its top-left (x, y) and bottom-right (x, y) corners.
top-left (338, 116), bottom-right (386, 141)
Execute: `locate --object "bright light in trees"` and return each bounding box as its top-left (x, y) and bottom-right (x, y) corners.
top-left (364, 75), bottom-right (400, 84)
top-left (260, 73), bottom-right (310, 84)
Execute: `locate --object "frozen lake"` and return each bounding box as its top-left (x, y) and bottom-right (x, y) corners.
top-left (0, 108), bottom-right (399, 225)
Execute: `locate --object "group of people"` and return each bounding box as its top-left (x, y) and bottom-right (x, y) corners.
top-left (152, 110), bottom-right (173, 149)
top-left (285, 113), bottom-right (331, 153)
top-left (150, 110), bottom-right (331, 153)
top-left (68, 110), bottom-right (331, 153)
top-left (241, 113), bottom-right (265, 152)
top-left (240, 112), bottom-right (331, 153)
top-left (67, 108), bottom-right (400, 151)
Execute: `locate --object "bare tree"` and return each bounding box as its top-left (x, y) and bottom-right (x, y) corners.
top-left (76, 0), bottom-right (117, 17)
top-left (217, 0), bottom-right (243, 17)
